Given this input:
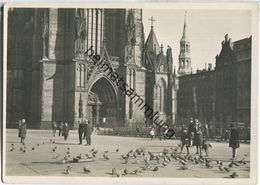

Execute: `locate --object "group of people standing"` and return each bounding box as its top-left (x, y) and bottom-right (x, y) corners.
top-left (180, 118), bottom-right (208, 156)
top-left (78, 120), bottom-right (93, 145)
top-left (180, 117), bottom-right (240, 159)
top-left (51, 121), bottom-right (70, 140)
top-left (51, 120), bottom-right (93, 144)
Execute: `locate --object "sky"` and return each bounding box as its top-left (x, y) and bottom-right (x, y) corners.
top-left (142, 9), bottom-right (251, 70)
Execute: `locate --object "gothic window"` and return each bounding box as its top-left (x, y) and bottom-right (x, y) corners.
top-left (77, 64), bottom-right (80, 87)
top-left (86, 9), bottom-right (103, 55)
top-left (79, 64), bottom-right (82, 88)
top-left (157, 78), bottom-right (166, 113)
top-left (82, 64), bottom-right (86, 88)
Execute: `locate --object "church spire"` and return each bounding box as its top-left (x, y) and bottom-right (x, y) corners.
top-left (181, 11), bottom-right (188, 42)
top-left (178, 11), bottom-right (191, 76)
top-left (145, 16), bottom-right (160, 55)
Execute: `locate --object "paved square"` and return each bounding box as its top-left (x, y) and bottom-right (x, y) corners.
top-left (5, 129), bottom-right (250, 178)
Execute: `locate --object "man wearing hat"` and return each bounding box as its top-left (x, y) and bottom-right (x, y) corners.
top-left (78, 120), bottom-right (84, 144)
top-left (229, 123), bottom-right (240, 159)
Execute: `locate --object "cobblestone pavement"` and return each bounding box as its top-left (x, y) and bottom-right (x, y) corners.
top-left (5, 129), bottom-right (250, 178)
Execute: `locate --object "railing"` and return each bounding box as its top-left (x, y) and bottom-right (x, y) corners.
top-left (97, 124), bottom-right (251, 143)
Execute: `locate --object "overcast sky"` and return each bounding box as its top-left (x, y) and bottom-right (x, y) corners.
top-left (142, 9), bottom-right (251, 70)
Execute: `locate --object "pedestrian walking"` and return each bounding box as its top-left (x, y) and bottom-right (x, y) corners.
top-left (83, 120), bottom-right (87, 139)
top-left (20, 119), bottom-right (27, 144)
top-left (194, 119), bottom-right (203, 155)
top-left (78, 120), bottom-right (84, 144)
top-left (62, 122), bottom-right (70, 141)
top-left (149, 126), bottom-right (155, 140)
top-left (179, 125), bottom-right (190, 155)
top-left (229, 123), bottom-right (240, 159)
top-left (58, 122), bottom-right (63, 136)
top-left (86, 120), bottom-right (93, 145)
top-left (52, 121), bottom-right (57, 137)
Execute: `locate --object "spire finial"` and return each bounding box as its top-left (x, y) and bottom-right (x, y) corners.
top-left (149, 16), bottom-right (156, 29)
top-left (160, 44), bottom-right (163, 52)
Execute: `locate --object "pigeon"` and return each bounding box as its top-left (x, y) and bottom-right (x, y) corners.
top-left (224, 167), bottom-right (230, 172)
top-left (205, 162), bottom-right (213, 168)
top-left (121, 154), bottom-right (129, 160)
top-left (156, 156), bottom-right (160, 164)
top-left (218, 165), bottom-right (224, 172)
top-left (179, 166), bottom-right (188, 170)
top-left (230, 172), bottom-right (238, 178)
top-left (131, 169), bottom-right (140, 175)
top-left (123, 168), bottom-right (128, 175)
top-left (76, 154), bottom-right (82, 159)
top-left (180, 160), bottom-right (186, 166)
top-left (53, 141), bottom-right (55, 144)
top-left (133, 152), bottom-right (137, 158)
top-left (111, 168), bottom-right (117, 175)
top-left (238, 158), bottom-right (245, 164)
top-left (31, 147), bottom-right (35, 151)
top-left (152, 166), bottom-right (159, 171)
top-left (83, 167), bottom-right (91, 174)
top-left (228, 162), bottom-right (234, 168)
top-left (116, 149), bottom-right (119, 152)
top-left (162, 161), bottom-right (167, 167)
top-left (122, 159), bottom-right (128, 164)
top-left (37, 144), bottom-right (40, 146)
top-left (67, 147), bottom-right (70, 150)
top-left (103, 153), bottom-right (109, 160)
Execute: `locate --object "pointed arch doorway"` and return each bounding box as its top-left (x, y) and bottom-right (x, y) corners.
top-left (87, 76), bottom-right (118, 128)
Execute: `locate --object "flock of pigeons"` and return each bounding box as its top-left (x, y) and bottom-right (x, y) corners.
top-left (8, 139), bottom-right (248, 178)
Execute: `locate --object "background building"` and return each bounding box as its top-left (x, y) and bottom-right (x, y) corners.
top-left (177, 34), bottom-right (251, 128)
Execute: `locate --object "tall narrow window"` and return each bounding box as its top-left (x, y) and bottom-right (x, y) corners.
top-left (86, 9), bottom-right (89, 50)
top-left (91, 9), bottom-right (94, 47)
top-left (79, 64), bottom-right (82, 88)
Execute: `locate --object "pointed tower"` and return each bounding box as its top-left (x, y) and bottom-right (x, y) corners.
top-left (145, 19), bottom-right (160, 56)
top-left (178, 11), bottom-right (191, 75)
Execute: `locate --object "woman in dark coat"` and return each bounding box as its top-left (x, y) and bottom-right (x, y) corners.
top-left (194, 119), bottom-right (203, 155)
top-left (62, 122), bottom-right (70, 141)
top-left (229, 123), bottom-right (240, 159)
top-left (180, 125), bottom-right (190, 155)
top-left (20, 119), bottom-right (27, 144)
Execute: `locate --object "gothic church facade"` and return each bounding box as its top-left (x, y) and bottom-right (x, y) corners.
top-left (7, 8), bottom-right (178, 129)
